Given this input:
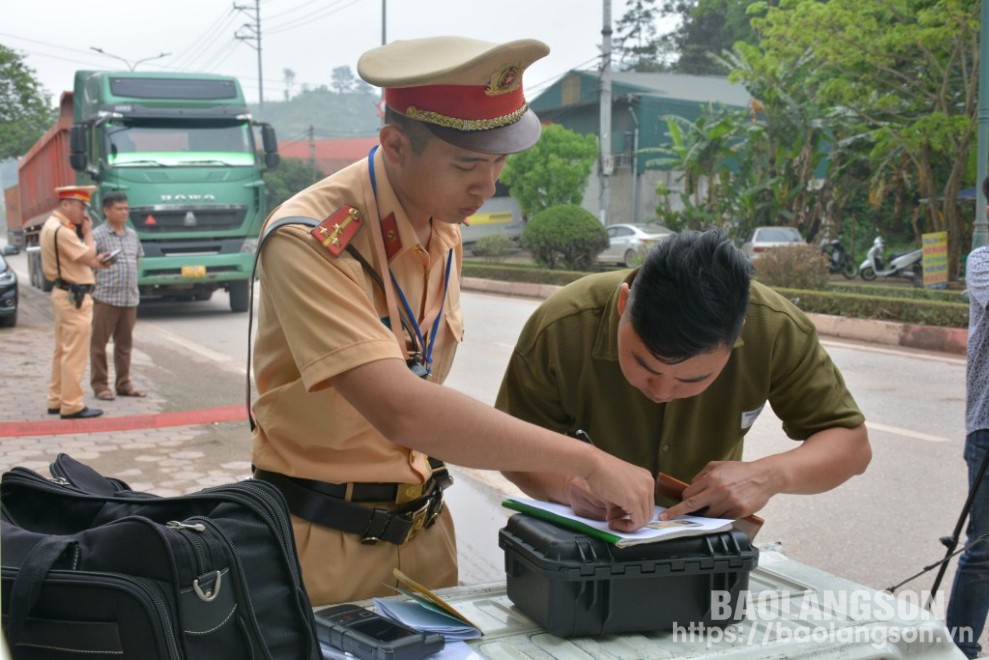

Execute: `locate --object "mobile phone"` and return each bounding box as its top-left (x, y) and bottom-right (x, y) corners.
top-left (101, 248), bottom-right (122, 263)
top-left (314, 603), bottom-right (444, 660)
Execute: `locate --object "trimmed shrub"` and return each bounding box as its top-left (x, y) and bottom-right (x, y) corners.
top-left (520, 204), bottom-right (608, 271)
top-left (753, 244), bottom-right (830, 290)
top-left (470, 234), bottom-right (514, 260)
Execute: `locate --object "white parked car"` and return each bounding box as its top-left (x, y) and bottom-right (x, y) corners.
top-left (741, 226), bottom-right (805, 260)
top-left (597, 223), bottom-right (674, 267)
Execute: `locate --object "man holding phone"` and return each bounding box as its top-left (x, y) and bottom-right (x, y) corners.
top-left (91, 191), bottom-right (146, 401)
top-left (40, 185), bottom-right (110, 419)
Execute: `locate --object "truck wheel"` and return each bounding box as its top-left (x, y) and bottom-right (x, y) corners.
top-left (860, 266), bottom-right (876, 281)
top-left (229, 281), bottom-right (249, 313)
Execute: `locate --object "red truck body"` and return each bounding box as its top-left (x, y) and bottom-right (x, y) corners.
top-left (13, 92), bottom-right (76, 245)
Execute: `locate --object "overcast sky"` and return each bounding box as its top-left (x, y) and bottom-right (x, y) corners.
top-left (5, 0), bottom-right (673, 110)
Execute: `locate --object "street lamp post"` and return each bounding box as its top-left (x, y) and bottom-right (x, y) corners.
top-left (90, 47), bottom-right (170, 71)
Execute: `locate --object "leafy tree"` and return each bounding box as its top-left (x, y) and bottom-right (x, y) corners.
top-left (282, 68), bottom-right (296, 101)
top-left (0, 44), bottom-right (55, 160)
top-left (264, 157), bottom-right (320, 209)
top-left (331, 66), bottom-right (356, 94)
top-left (660, 0), bottom-right (765, 74)
top-left (614, 0), bottom-right (666, 72)
top-left (751, 0), bottom-right (979, 275)
top-left (499, 124), bottom-right (598, 218)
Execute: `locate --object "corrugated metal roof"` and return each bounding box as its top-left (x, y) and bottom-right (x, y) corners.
top-left (610, 71), bottom-right (751, 107)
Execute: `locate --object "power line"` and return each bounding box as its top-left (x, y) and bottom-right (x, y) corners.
top-left (169, 8), bottom-right (240, 70)
top-left (266, 0), bottom-right (360, 35)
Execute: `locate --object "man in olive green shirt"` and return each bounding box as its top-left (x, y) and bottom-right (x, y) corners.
top-left (497, 229), bottom-right (871, 521)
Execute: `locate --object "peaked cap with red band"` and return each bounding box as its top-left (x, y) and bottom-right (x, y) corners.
top-left (357, 36), bottom-right (549, 155)
top-left (55, 185), bottom-right (97, 204)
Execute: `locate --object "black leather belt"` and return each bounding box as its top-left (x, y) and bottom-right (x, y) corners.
top-left (252, 469), bottom-right (451, 545)
top-left (54, 280), bottom-right (94, 294)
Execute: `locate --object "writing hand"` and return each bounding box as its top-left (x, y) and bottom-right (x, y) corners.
top-left (659, 460), bottom-right (772, 520)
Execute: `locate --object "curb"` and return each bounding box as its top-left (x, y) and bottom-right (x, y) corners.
top-left (461, 277), bottom-right (968, 357)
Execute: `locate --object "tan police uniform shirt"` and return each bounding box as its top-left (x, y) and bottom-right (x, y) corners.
top-left (251, 148), bottom-right (464, 483)
top-left (496, 270), bottom-right (865, 485)
top-left (40, 211), bottom-right (96, 285)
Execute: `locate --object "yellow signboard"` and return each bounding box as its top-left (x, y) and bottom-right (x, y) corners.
top-left (921, 231), bottom-right (948, 289)
top-left (466, 211), bottom-right (513, 225)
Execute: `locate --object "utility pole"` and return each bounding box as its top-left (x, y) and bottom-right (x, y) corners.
top-left (599, 0), bottom-right (613, 226)
top-left (381, 0), bottom-right (387, 45)
top-left (975, 0), bottom-right (989, 249)
top-left (309, 125), bottom-right (317, 182)
top-left (89, 47), bottom-right (170, 71)
top-left (234, 0), bottom-right (264, 119)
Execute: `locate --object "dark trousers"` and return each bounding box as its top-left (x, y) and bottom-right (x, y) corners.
top-left (90, 300), bottom-right (137, 394)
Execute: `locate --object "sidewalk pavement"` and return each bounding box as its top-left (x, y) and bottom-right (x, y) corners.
top-left (0, 283), bottom-right (254, 494)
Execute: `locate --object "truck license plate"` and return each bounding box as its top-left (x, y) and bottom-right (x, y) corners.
top-left (181, 266), bottom-right (207, 279)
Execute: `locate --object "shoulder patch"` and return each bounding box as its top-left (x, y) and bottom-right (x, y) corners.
top-left (310, 205), bottom-right (363, 257)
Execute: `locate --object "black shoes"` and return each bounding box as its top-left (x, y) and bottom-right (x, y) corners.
top-left (60, 406), bottom-right (104, 420)
top-left (47, 408), bottom-right (59, 415)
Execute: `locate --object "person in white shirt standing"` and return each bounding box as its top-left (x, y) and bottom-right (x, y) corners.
top-left (91, 191), bottom-right (146, 401)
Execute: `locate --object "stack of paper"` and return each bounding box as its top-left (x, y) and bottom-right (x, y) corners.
top-left (502, 497), bottom-right (734, 547)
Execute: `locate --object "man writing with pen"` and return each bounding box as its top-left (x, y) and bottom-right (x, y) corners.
top-left (496, 229), bottom-right (872, 523)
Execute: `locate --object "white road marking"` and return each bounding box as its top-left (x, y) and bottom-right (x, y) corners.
top-left (867, 421), bottom-right (953, 443)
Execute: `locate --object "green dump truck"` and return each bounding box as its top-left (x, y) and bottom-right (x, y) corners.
top-left (14, 70), bottom-right (279, 312)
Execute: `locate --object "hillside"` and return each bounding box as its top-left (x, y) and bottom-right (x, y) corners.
top-left (248, 88), bottom-right (381, 144)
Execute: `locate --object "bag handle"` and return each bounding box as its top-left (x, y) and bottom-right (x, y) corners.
top-left (50, 453), bottom-right (133, 495)
top-left (7, 536), bottom-right (74, 648)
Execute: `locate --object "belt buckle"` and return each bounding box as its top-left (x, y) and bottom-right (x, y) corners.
top-left (395, 482), bottom-right (424, 505)
top-left (402, 500), bottom-right (431, 543)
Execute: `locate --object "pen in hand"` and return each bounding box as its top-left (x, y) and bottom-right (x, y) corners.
top-left (575, 429), bottom-right (595, 445)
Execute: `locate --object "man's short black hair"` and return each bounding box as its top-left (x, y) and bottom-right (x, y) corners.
top-left (384, 107), bottom-right (432, 154)
top-left (102, 191), bottom-right (128, 209)
top-left (627, 228), bottom-right (752, 362)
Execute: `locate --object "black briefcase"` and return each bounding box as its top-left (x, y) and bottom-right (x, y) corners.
top-left (0, 454), bottom-right (320, 659)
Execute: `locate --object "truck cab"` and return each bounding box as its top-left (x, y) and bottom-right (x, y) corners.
top-left (67, 71), bottom-right (278, 311)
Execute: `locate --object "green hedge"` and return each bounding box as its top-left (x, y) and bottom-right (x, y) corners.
top-left (774, 288), bottom-right (968, 328)
top-left (462, 261), bottom-right (969, 328)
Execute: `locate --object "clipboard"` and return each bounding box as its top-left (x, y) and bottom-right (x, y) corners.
top-left (656, 472), bottom-right (764, 540)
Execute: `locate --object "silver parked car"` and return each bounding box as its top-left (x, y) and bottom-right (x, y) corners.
top-left (597, 223), bottom-right (674, 267)
top-left (741, 226), bottom-right (804, 260)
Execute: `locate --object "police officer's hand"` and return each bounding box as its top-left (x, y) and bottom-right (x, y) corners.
top-left (659, 460), bottom-right (772, 520)
top-left (580, 451), bottom-right (654, 532)
top-left (565, 477), bottom-right (607, 520)
top-left (81, 214), bottom-right (94, 236)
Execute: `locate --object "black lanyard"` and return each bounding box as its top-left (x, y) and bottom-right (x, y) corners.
top-left (368, 146), bottom-right (453, 374)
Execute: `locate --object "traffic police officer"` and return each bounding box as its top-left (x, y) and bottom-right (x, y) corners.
top-left (41, 185), bottom-right (109, 419)
top-left (250, 36), bottom-right (656, 606)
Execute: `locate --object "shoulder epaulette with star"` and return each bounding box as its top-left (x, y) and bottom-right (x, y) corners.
top-left (310, 205), bottom-right (363, 257)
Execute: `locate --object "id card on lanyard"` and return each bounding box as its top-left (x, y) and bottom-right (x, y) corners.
top-left (367, 146), bottom-right (453, 380)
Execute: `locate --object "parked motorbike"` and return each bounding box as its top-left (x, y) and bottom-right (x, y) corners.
top-left (859, 236), bottom-right (922, 284)
top-left (820, 238), bottom-right (858, 279)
